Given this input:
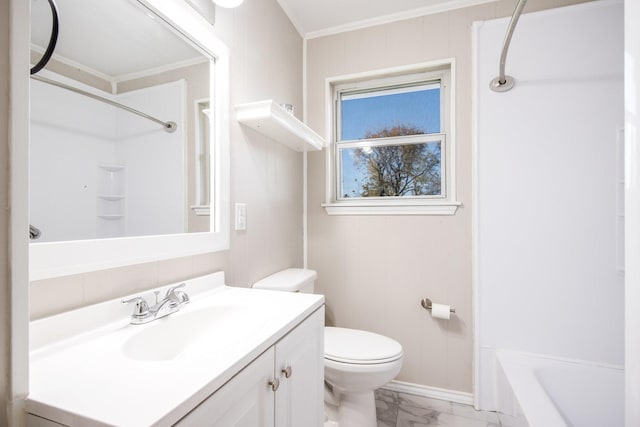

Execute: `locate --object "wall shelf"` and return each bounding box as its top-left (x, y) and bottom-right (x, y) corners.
top-left (235, 100), bottom-right (325, 152)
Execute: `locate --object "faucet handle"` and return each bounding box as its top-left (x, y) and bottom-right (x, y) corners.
top-left (165, 283), bottom-right (189, 305)
top-left (121, 296), bottom-right (149, 318)
top-left (166, 282), bottom-right (185, 293)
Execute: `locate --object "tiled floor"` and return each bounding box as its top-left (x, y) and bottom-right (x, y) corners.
top-left (375, 389), bottom-right (516, 427)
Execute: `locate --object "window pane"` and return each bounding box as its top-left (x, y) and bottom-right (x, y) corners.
top-left (340, 141), bottom-right (442, 198)
top-left (340, 83), bottom-right (440, 141)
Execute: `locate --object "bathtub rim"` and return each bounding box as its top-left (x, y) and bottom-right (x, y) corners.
top-left (495, 349), bottom-right (624, 427)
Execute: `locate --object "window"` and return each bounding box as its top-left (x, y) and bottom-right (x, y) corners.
top-left (324, 62), bottom-right (459, 215)
top-left (192, 99), bottom-right (211, 216)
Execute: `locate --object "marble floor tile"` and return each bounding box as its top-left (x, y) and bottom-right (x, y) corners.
top-left (497, 412), bottom-right (529, 427)
top-left (398, 393), bottom-right (454, 414)
top-left (376, 388), bottom-right (401, 404)
top-left (376, 394), bottom-right (399, 426)
top-left (396, 405), bottom-right (444, 426)
top-left (397, 408), bottom-right (499, 427)
top-left (451, 402), bottom-right (500, 423)
top-left (376, 389), bottom-right (502, 427)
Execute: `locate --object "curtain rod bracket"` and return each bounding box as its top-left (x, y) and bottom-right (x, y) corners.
top-left (490, 75), bottom-right (515, 92)
top-left (165, 121), bottom-right (178, 133)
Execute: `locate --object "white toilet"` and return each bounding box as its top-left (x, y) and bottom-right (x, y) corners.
top-left (253, 268), bottom-right (403, 427)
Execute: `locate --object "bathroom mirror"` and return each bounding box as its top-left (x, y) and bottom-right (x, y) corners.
top-left (29, 0), bottom-right (230, 279)
top-left (30, 0), bottom-right (212, 241)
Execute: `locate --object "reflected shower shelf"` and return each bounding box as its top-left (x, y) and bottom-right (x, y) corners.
top-left (98, 164), bottom-right (126, 172)
top-left (235, 100), bottom-right (324, 152)
top-left (97, 215), bottom-right (125, 220)
top-left (98, 195), bottom-right (125, 201)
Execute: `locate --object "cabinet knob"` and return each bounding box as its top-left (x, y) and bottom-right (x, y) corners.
top-left (281, 366), bottom-right (292, 379)
top-left (268, 378), bottom-right (280, 392)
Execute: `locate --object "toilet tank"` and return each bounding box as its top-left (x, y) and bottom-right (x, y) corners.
top-left (252, 268), bottom-right (317, 293)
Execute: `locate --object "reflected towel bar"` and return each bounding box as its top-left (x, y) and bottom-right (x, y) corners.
top-left (31, 75), bottom-right (177, 133)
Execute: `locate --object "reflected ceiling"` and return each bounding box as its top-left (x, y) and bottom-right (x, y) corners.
top-left (31, 0), bottom-right (203, 79)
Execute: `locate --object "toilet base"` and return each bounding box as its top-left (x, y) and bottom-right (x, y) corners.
top-left (325, 388), bottom-right (377, 427)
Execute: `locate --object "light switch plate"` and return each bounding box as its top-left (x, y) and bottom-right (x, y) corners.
top-left (235, 203), bottom-right (246, 231)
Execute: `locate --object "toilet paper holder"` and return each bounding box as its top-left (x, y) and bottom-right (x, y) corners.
top-left (420, 298), bottom-right (456, 314)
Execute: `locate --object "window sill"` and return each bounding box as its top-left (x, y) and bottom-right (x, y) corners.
top-left (322, 201), bottom-right (460, 216)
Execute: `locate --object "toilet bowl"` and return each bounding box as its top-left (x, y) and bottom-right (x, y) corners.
top-left (253, 269), bottom-right (404, 427)
top-left (323, 326), bottom-right (403, 427)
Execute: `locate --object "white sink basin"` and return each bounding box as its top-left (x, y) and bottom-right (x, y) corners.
top-left (122, 305), bottom-right (266, 361)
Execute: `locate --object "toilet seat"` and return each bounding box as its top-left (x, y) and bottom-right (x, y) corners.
top-left (324, 327), bottom-right (403, 365)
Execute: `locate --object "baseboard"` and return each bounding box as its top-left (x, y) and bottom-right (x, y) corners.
top-left (382, 380), bottom-right (474, 406)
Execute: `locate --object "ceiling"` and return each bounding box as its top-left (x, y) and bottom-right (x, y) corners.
top-left (30, 0), bottom-right (494, 79)
top-left (276, 0), bottom-right (495, 38)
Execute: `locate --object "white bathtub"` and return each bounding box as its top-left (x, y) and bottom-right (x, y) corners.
top-left (495, 350), bottom-right (624, 427)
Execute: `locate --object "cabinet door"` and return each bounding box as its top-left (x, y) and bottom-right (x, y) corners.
top-left (275, 307), bottom-right (325, 427)
top-left (177, 349), bottom-right (276, 427)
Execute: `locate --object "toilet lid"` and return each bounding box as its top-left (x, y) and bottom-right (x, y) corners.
top-left (324, 327), bottom-right (403, 364)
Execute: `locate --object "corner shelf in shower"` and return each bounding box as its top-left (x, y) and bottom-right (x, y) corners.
top-left (98, 164), bottom-right (126, 172)
top-left (235, 100), bottom-right (325, 152)
top-left (97, 164), bottom-right (126, 237)
top-left (97, 194), bottom-right (125, 201)
top-left (97, 214), bottom-right (125, 220)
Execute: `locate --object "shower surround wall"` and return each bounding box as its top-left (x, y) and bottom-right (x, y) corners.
top-left (30, 78), bottom-right (185, 241)
top-left (116, 81), bottom-right (185, 237)
top-left (474, 0), bottom-right (624, 409)
top-left (30, 77), bottom-right (119, 242)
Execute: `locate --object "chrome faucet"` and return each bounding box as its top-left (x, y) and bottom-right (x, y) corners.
top-left (122, 283), bottom-right (190, 325)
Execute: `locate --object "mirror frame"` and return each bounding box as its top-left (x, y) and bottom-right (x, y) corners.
top-left (29, 0), bottom-right (231, 280)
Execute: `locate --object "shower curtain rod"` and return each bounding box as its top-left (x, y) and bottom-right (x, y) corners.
top-left (31, 75), bottom-right (177, 132)
top-left (490, 0), bottom-right (528, 92)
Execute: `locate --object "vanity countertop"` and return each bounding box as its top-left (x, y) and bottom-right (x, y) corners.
top-left (27, 272), bottom-right (324, 426)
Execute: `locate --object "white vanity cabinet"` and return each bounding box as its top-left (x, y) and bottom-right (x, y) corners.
top-left (176, 307), bottom-right (324, 427)
top-left (274, 307), bottom-right (325, 427)
top-left (27, 274), bottom-right (325, 427)
top-left (176, 349), bottom-right (276, 426)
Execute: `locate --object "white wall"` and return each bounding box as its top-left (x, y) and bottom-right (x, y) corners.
top-left (116, 80), bottom-right (185, 237)
top-left (30, 77), bottom-right (118, 242)
top-left (1, 0), bottom-right (10, 423)
top-left (29, 77), bottom-right (185, 241)
top-left (474, 0), bottom-right (624, 409)
top-left (625, 0), bottom-right (640, 424)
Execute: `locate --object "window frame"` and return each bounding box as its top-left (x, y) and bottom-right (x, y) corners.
top-left (323, 60), bottom-right (460, 215)
top-left (192, 98), bottom-right (211, 216)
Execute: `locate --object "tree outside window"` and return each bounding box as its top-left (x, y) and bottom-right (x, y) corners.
top-left (342, 125), bottom-right (441, 198)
